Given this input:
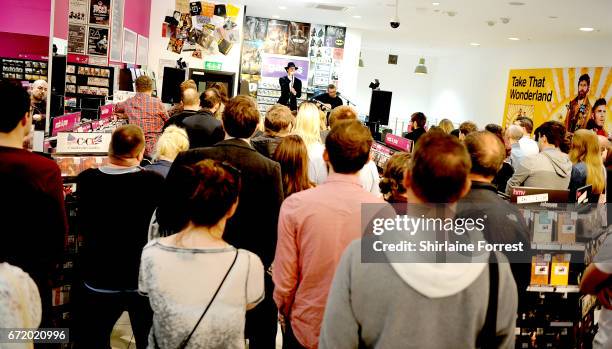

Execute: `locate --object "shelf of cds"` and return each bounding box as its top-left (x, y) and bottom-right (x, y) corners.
top-left (515, 200), bottom-right (608, 349)
top-left (0, 58), bottom-right (48, 82)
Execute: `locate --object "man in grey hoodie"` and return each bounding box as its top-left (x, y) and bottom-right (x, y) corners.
top-left (505, 120), bottom-right (572, 195)
top-left (319, 132), bottom-right (518, 349)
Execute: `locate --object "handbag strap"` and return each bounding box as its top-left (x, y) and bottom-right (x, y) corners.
top-left (178, 249), bottom-right (239, 349)
top-left (476, 252), bottom-right (499, 348)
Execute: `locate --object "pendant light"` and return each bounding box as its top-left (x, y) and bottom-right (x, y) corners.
top-left (414, 57), bottom-right (428, 75)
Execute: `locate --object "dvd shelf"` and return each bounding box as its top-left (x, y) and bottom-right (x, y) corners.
top-left (0, 58), bottom-right (48, 81)
top-left (65, 63), bottom-right (113, 97)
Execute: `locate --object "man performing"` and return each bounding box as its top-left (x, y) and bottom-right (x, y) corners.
top-left (278, 62), bottom-right (302, 111)
top-left (313, 84), bottom-right (343, 111)
top-left (565, 74), bottom-right (592, 133)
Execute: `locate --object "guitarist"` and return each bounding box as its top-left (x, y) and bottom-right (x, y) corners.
top-left (313, 84), bottom-right (343, 111)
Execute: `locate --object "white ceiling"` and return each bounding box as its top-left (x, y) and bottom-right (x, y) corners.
top-left (242, 0), bottom-right (612, 50)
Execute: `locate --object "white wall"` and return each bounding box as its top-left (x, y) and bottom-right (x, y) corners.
top-left (356, 48), bottom-right (435, 133)
top-left (429, 40), bottom-right (612, 128)
top-left (148, 0), bottom-right (244, 96)
top-left (339, 29), bottom-right (361, 106)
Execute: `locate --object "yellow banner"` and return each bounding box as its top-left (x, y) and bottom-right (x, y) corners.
top-left (503, 67), bottom-right (612, 136)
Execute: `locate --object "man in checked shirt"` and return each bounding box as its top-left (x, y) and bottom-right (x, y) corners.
top-left (114, 76), bottom-right (169, 158)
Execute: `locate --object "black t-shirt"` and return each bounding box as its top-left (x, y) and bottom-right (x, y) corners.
top-left (314, 93), bottom-right (343, 110)
top-left (76, 167), bottom-right (164, 290)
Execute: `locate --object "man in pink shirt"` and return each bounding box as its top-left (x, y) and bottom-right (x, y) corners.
top-left (273, 120), bottom-right (385, 349)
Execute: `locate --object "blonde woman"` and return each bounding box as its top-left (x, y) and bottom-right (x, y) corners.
top-left (145, 126), bottom-right (189, 178)
top-left (569, 129), bottom-right (606, 202)
top-left (438, 119), bottom-right (454, 134)
top-left (292, 102), bottom-right (327, 184)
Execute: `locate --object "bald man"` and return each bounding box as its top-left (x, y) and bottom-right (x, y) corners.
top-left (31, 80), bottom-right (48, 130)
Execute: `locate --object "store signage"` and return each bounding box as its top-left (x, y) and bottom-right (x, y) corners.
top-left (52, 112), bottom-right (82, 136)
top-left (67, 53), bottom-right (89, 64)
top-left (371, 142), bottom-right (393, 155)
top-left (260, 56), bottom-right (309, 81)
top-left (99, 104), bottom-right (114, 120)
top-left (56, 132), bottom-right (112, 154)
top-left (384, 133), bottom-right (412, 152)
top-left (205, 61), bottom-right (223, 71)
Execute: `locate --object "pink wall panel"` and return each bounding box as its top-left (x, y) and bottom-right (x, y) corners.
top-left (123, 0), bottom-right (151, 36)
top-left (0, 32), bottom-right (49, 59)
top-left (0, 1), bottom-right (52, 37)
top-left (54, 0), bottom-right (69, 40)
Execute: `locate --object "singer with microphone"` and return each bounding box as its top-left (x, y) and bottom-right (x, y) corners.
top-left (313, 84), bottom-right (343, 111)
top-left (278, 62), bottom-right (302, 111)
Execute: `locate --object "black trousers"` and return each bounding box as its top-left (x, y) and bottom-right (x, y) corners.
top-left (73, 285), bottom-right (152, 349)
top-left (282, 321), bottom-right (307, 349)
top-left (245, 273), bottom-right (278, 349)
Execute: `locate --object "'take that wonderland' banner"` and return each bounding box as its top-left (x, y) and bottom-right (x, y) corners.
top-left (503, 67), bottom-right (612, 136)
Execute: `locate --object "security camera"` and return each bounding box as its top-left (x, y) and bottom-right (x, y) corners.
top-left (390, 20), bottom-right (400, 29)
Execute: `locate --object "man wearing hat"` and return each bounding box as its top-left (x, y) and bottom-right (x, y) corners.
top-left (278, 62), bottom-right (302, 111)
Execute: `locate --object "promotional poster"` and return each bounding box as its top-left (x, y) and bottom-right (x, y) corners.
top-left (68, 24), bottom-right (87, 54)
top-left (89, 0), bottom-right (111, 26)
top-left (69, 0), bottom-right (88, 24)
top-left (286, 22), bottom-right (310, 57)
top-left (502, 67), bottom-right (612, 135)
top-left (87, 26), bottom-right (109, 56)
top-left (263, 20), bottom-right (289, 55)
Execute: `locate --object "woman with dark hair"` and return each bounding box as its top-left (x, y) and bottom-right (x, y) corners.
top-left (273, 135), bottom-right (315, 197)
top-left (139, 160), bottom-right (264, 349)
top-left (210, 82), bottom-right (229, 120)
top-left (379, 152), bottom-right (411, 204)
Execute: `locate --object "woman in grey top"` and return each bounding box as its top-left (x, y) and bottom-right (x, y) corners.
top-left (139, 160), bottom-right (264, 348)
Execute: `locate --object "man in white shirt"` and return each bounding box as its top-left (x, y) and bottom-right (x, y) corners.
top-left (514, 116), bottom-right (539, 157)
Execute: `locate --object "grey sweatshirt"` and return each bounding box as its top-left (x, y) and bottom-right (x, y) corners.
top-left (319, 241), bottom-right (518, 349)
top-left (505, 147), bottom-right (572, 194)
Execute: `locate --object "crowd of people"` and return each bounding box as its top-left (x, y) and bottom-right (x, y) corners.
top-left (0, 74), bottom-right (611, 349)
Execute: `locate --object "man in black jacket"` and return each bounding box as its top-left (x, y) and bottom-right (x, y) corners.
top-left (403, 112), bottom-right (427, 146)
top-left (160, 95), bottom-right (284, 348)
top-left (180, 88), bottom-right (225, 148)
top-left (252, 104), bottom-right (293, 158)
top-left (278, 62), bottom-right (302, 111)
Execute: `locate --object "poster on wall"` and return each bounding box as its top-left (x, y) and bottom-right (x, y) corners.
top-left (137, 35), bottom-right (149, 66)
top-left (110, 0), bottom-right (124, 62)
top-left (502, 67), bottom-right (612, 136)
top-left (325, 26), bottom-right (346, 48)
top-left (260, 56), bottom-right (309, 81)
top-left (244, 17), bottom-right (268, 41)
top-left (88, 26), bottom-right (109, 56)
top-left (263, 20), bottom-right (289, 55)
top-left (122, 28), bottom-right (137, 64)
top-left (89, 0), bottom-right (111, 26)
top-left (68, 24), bottom-right (87, 54)
top-left (69, 0), bottom-right (88, 24)
top-left (286, 22), bottom-right (310, 57)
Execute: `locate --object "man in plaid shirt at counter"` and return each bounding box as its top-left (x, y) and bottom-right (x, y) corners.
top-left (114, 75), bottom-right (169, 158)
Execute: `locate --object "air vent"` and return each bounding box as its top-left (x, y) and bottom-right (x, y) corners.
top-left (312, 4), bottom-right (349, 11)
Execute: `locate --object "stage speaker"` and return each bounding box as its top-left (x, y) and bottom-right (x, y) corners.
top-left (161, 67), bottom-right (187, 104)
top-left (368, 90), bottom-right (392, 126)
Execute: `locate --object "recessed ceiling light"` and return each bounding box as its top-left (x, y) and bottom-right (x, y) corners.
top-left (278, 6), bottom-right (287, 10)
top-left (508, 37), bottom-right (520, 41)
top-left (338, 22), bottom-right (346, 26)
top-left (432, 2), bottom-right (440, 5)
top-left (272, 15), bottom-right (280, 19)
top-left (548, 15), bottom-right (558, 19)
top-left (508, 1), bottom-right (525, 5)
top-left (470, 42), bottom-right (481, 46)
top-left (352, 15), bottom-right (362, 19)
top-left (579, 27), bottom-right (595, 32)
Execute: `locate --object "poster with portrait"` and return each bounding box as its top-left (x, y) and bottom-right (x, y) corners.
top-left (68, 24), bottom-right (87, 54)
top-left (89, 0), bottom-right (111, 26)
top-left (122, 28), bottom-right (137, 64)
top-left (263, 20), bottom-right (288, 55)
top-left (244, 16), bottom-right (268, 41)
top-left (325, 26), bottom-right (346, 48)
top-left (502, 67), bottom-right (612, 136)
top-left (69, 0), bottom-right (88, 24)
top-left (88, 26), bottom-right (109, 56)
top-left (286, 22), bottom-right (310, 57)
